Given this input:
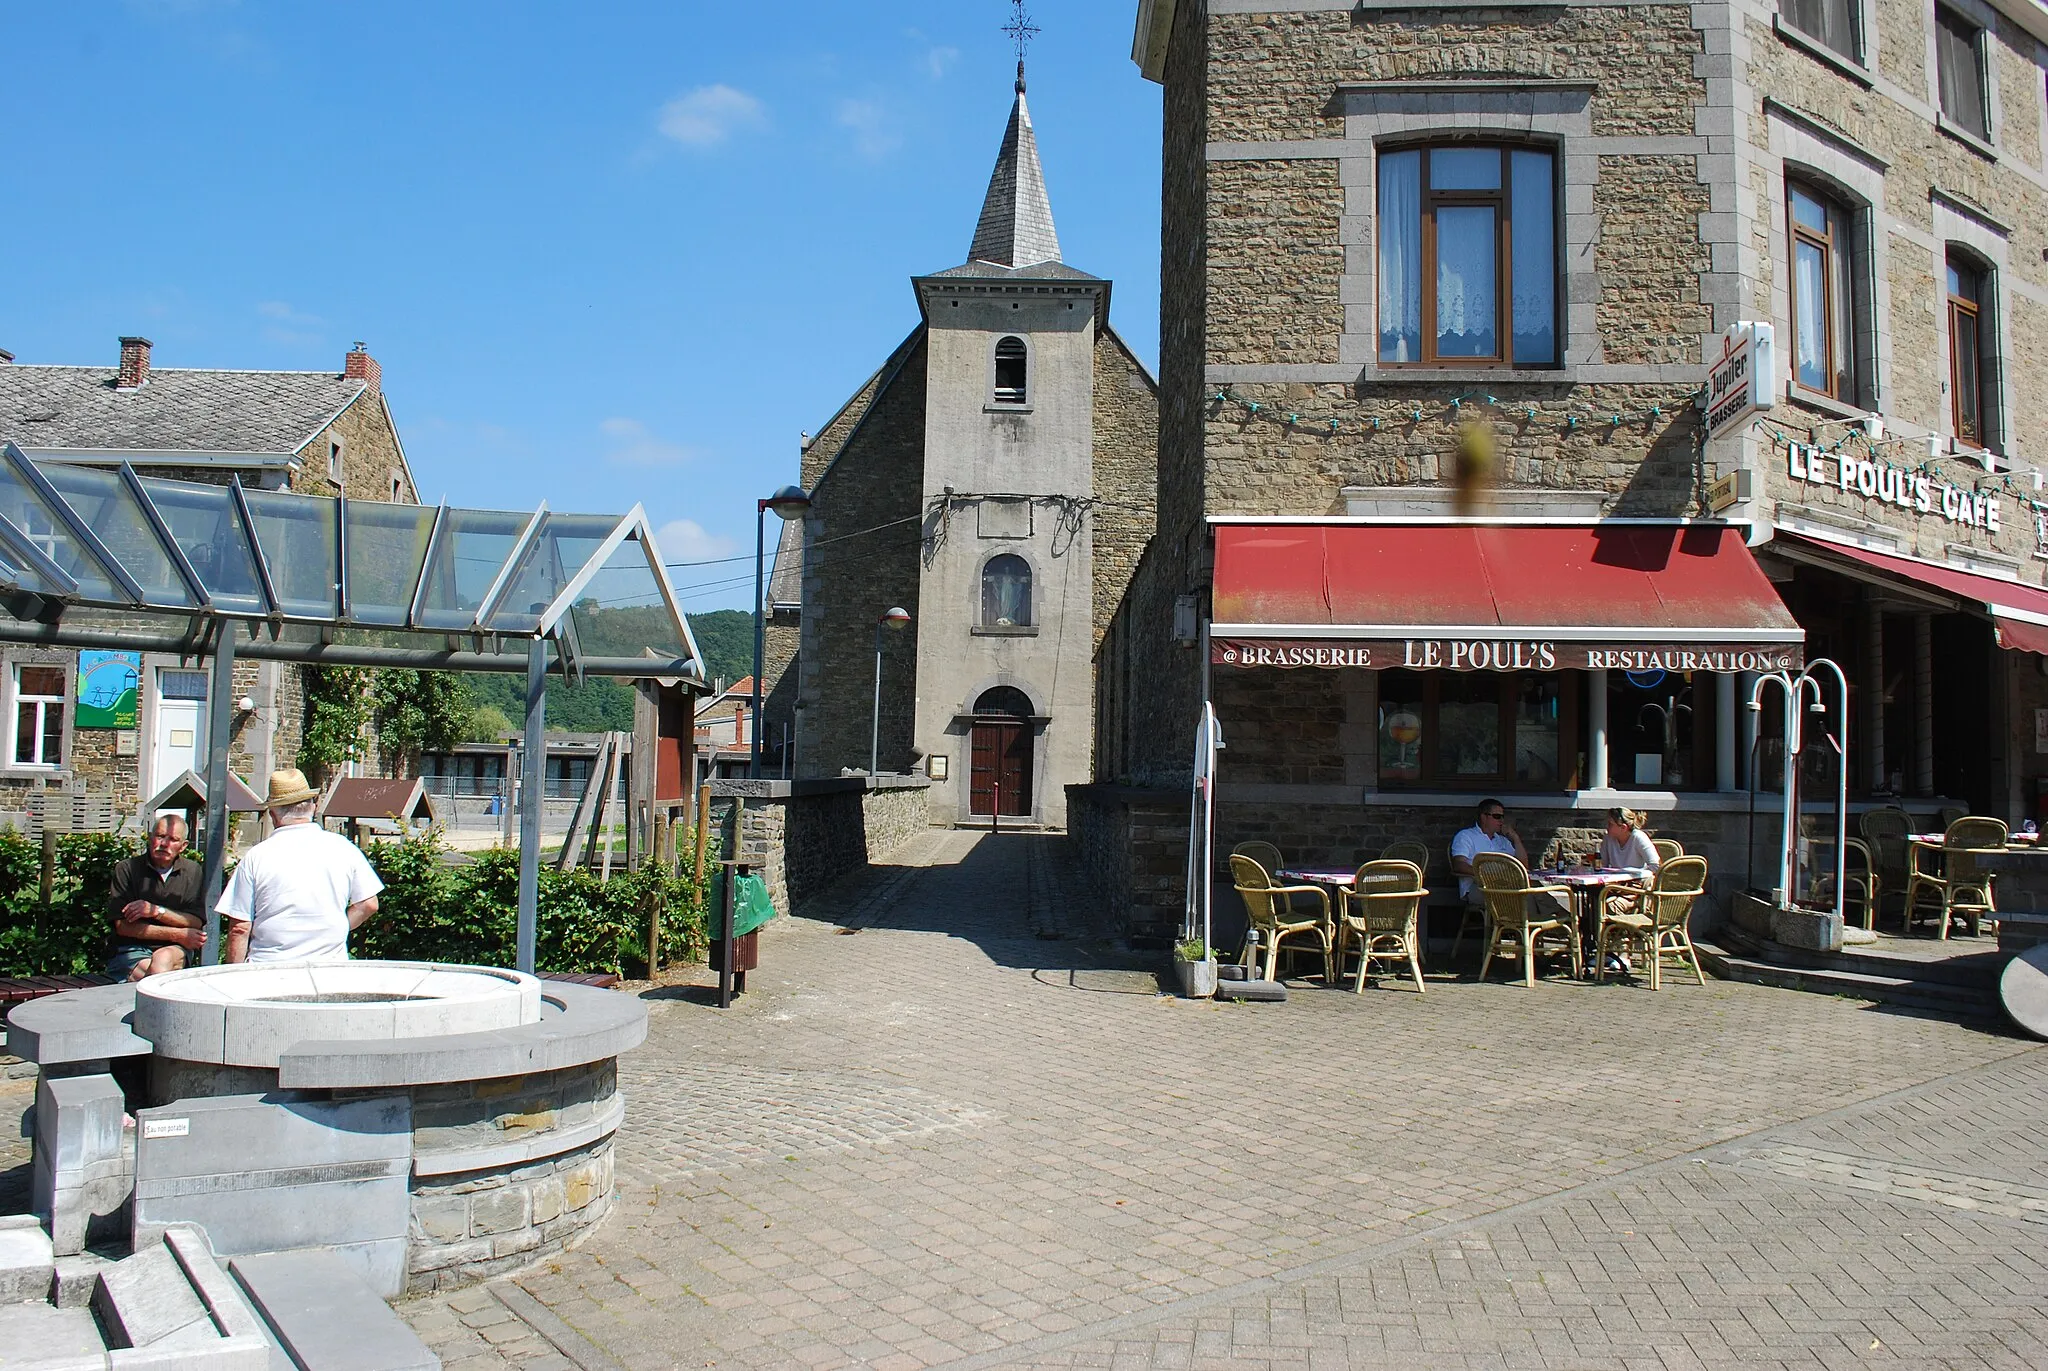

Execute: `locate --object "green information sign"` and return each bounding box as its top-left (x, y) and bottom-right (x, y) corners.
top-left (76, 650), bottom-right (140, 729)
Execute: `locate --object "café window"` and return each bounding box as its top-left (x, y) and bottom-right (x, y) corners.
top-left (1607, 669), bottom-right (1700, 788)
top-left (1935, 7), bottom-right (1989, 141)
top-left (1946, 250), bottom-right (1994, 449)
top-left (1787, 180), bottom-right (1864, 404)
top-left (12, 664), bottom-right (65, 768)
top-left (1378, 671), bottom-right (1562, 788)
top-left (1377, 144), bottom-right (1558, 367)
top-left (1779, 0), bottom-right (1860, 62)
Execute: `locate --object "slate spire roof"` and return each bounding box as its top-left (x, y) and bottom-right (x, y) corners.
top-left (966, 73), bottom-right (1062, 271)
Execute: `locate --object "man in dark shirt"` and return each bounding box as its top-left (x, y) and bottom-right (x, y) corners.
top-left (106, 815), bottom-right (205, 980)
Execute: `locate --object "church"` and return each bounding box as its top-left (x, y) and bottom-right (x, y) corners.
top-left (772, 66), bottom-right (1158, 829)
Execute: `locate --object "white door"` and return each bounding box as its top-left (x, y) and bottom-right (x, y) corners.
top-left (152, 669), bottom-right (209, 798)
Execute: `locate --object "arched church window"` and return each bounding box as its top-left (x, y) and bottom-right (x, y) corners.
top-left (981, 554), bottom-right (1032, 627)
top-left (992, 336), bottom-right (1028, 406)
top-left (974, 686), bottom-right (1033, 718)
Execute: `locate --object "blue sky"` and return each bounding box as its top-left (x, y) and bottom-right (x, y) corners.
top-left (1, 1), bottom-right (1162, 611)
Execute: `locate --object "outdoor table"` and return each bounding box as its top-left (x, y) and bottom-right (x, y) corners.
top-left (1531, 867), bottom-right (1652, 968)
top-left (1276, 866), bottom-right (1360, 890)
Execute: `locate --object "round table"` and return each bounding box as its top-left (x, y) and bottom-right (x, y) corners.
top-left (1531, 867), bottom-right (1652, 966)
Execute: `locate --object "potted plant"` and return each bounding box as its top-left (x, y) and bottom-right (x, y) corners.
top-left (1173, 938), bottom-right (1218, 999)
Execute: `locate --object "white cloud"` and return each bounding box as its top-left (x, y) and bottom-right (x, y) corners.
top-left (657, 84), bottom-right (767, 148)
top-left (600, 417), bottom-right (699, 468)
top-left (902, 27), bottom-right (958, 79)
top-left (256, 299), bottom-right (323, 348)
top-left (655, 518), bottom-right (738, 563)
top-left (837, 99), bottom-right (901, 161)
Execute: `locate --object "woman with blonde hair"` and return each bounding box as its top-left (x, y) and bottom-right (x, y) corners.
top-left (1601, 807), bottom-right (1660, 873)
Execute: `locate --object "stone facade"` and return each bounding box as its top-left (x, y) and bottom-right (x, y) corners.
top-left (1087, 0), bottom-right (2048, 933)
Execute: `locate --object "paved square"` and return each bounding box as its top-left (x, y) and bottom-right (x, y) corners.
top-left (12, 830), bottom-right (2043, 1369)
top-left (392, 831), bottom-right (2046, 1369)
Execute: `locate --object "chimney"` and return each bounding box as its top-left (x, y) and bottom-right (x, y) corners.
top-left (734, 701), bottom-right (749, 748)
top-left (116, 336), bottom-right (152, 389)
top-left (344, 341), bottom-right (381, 394)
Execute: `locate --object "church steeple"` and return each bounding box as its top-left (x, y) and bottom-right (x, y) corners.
top-left (966, 77), bottom-right (1062, 270)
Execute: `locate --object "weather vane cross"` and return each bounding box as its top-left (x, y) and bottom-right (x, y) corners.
top-left (1002, 0), bottom-right (1040, 89)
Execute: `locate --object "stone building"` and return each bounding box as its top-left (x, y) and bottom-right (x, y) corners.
top-left (784, 71), bottom-right (1159, 828)
top-left (0, 337), bottom-right (420, 831)
top-left (1082, 0), bottom-right (2048, 943)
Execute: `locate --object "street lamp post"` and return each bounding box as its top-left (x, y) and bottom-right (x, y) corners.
top-left (871, 606), bottom-right (912, 776)
top-left (752, 485), bottom-right (811, 778)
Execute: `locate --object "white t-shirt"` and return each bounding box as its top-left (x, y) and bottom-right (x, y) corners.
top-left (216, 823), bottom-right (384, 962)
top-left (1601, 827), bottom-right (1661, 875)
top-left (1450, 822), bottom-right (1518, 899)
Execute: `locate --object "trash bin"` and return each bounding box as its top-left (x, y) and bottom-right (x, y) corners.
top-left (710, 871), bottom-right (777, 995)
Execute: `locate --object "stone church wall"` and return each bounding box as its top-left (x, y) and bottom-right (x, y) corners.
top-left (795, 339), bottom-right (929, 779)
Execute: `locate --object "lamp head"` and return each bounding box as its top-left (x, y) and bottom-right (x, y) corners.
top-left (765, 485), bottom-right (811, 521)
top-left (881, 606), bottom-right (911, 631)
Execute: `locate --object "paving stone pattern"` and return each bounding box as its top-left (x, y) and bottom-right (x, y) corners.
top-left (6, 832), bottom-right (2038, 1368)
top-left (388, 830), bottom-right (2048, 1369)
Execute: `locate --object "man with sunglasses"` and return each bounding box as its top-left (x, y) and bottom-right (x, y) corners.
top-left (1450, 799), bottom-right (1528, 906)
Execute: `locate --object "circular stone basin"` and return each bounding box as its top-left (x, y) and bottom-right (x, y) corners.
top-left (134, 961), bottom-right (543, 1068)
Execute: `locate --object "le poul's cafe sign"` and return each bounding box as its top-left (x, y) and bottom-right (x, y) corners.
top-left (1784, 440), bottom-right (2003, 532)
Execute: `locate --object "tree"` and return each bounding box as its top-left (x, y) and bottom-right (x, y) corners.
top-left (299, 667), bottom-right (476, 777)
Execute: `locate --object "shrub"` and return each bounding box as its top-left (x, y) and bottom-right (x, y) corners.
top-left (354, 831), bottom-right (706, 976)
top-left (0, 831), bottom-right (142, 976)
top-left (0, 826), bottom-right (706, 980)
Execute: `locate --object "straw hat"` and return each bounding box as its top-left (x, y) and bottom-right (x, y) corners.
top-left (264, 767), bottom-right (320, 809)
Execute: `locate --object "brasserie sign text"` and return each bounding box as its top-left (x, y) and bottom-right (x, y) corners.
top-left (1213, 638), bottom-right (1802, 672)
top-left (1786, 441), bottom-right (2002, 532)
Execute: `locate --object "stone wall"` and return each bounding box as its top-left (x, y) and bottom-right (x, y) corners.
top-left (795, 337), bottom-right (928, 780)
top-left (1065, 783), bottom-right (1192, 947)
top-left (710, 776), bottom-right (933, 917)
top-left (284, 387), bottom-right (416, 504)
top-left (1090, 328), bottom-right (1161, 652)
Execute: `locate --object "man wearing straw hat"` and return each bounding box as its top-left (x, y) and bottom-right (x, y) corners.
top-left (218, 768), bottom-right (384, 964)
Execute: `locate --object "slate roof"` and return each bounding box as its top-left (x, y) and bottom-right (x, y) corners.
top-left (965, 84), bottom-right (1062, 270)
top-left (0, 365), bottom-right (371, 459)
top-left (767, 514), bottom-right (804, 607)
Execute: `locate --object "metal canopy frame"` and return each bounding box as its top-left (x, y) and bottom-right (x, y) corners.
top-left (0, 444), bottom-right (706, 974)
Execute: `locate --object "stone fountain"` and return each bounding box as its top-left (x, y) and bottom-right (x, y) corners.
top-left (8, 959), bottom-right (648, 1299)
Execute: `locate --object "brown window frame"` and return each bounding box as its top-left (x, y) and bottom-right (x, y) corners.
top-left (1379, 143), bottom-right (1560, 370)
top-left (1787, 180), bottom-right (1861, 404)
top-left (1947, 252), bottom-right (1989, 448)
top-left (1376, 669), bottom-right (1575, 791)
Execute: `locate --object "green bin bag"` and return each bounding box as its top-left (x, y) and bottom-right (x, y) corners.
top-left (711, 871), bottom-right (779, 938)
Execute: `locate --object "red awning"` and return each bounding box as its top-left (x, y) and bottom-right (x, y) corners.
top-left (1778, 532), bottom-right (2048, 656)
top-left (1210, 522), bottom-right (1803, 672)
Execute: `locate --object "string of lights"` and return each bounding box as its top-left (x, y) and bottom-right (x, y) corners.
top-left (1207, 386), bottom-right (1680, 436)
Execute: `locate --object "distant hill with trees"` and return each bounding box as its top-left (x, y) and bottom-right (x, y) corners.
top-left (460, 609), bottom-right (760, 737)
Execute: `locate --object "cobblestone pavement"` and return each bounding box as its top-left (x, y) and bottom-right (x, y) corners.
top-left (7, 828), bottom-right (2038, 1369)
top-left (391, 828), bottom-right (2047, 1369)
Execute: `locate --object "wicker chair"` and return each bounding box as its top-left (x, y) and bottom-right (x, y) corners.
top-left (1231, 841), bottom-right (1318, 918)
top-left (1903, 816), bottom-right (2005, 939)
top-left (1229, 854), bottom-right (1334, 981)
top-left (1596, 856), bottom-right (1708, 988)
top-left (1381, 840), bottom-right (1430, 873)
top-left (1651, 837), bottom-right (1684, 865)
top-left (1859, 807), bottom-right (1913, 924)
top-left (1472, 852), bottom-right (1580, 987)
top-left (1338, 860), bottom-right (1426, 993)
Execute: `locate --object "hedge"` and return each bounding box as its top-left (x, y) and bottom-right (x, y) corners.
top-left (353, 832), bottom-right (707, 975)
top-left (0, 828), bottom-right (705, 979)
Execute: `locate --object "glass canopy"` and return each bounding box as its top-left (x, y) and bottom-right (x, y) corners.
top-left (0, 443), bottom-right (701, 681)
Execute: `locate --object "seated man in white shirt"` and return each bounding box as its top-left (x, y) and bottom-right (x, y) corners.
top-left (219, 769), bottom-right (384, 963)
top-left (1449, 798), bottom-right (1528, 906)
